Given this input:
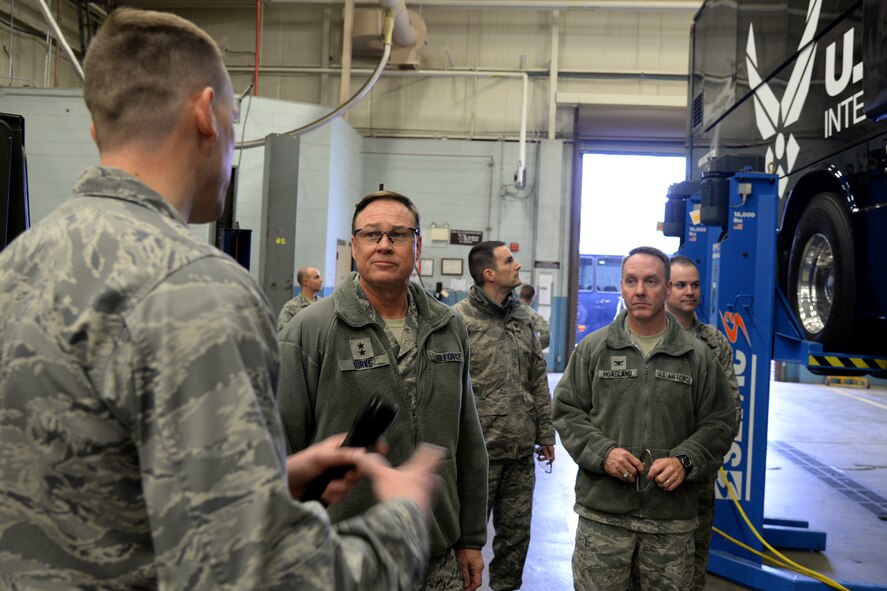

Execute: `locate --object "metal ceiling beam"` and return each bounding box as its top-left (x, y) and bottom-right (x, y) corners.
top-left (267, 0), bottom-right (701, 12)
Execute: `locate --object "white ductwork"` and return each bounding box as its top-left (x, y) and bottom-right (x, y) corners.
top-left (378, 0), bottom-right (417, 46)
top-left (353, 8), bottom-right (427, 68)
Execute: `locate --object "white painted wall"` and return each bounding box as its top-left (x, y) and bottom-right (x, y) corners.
top-left (0, 89), bottom-right (96, 222)
top-left (361, 137), bottom-right (540, 295)
top-left (0, 89), bottom-right (358, 287)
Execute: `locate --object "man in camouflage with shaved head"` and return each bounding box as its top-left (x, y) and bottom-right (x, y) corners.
top-left (0, 8), bottom-right (442, 589)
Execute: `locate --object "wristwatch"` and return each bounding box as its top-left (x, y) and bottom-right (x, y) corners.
top-left (675, 454), bottom-right (693, 474)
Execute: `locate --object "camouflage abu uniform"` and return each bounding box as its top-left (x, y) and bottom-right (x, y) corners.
top-left (553, 312), bottom-right (736, 591)
top-left (0, 167), bottom-right (430, 590)
top-left (453, 286), bottom-right (555, 591)
top-left (277, 291), bottom-right (320, 332)
top-left (686, 316), bottom-right (741, 591)
top-left (524, 303), bottom-right (551, 349)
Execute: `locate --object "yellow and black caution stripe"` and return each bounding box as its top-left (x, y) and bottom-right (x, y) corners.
top-left (808, 354), bottom-right (887, 372)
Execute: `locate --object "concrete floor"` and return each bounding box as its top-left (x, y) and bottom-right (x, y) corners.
top-left (479, 375), bottom-right (887, 590)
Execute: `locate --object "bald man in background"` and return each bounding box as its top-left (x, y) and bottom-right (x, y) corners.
top-left (278, 265), bottom-right (323, 331)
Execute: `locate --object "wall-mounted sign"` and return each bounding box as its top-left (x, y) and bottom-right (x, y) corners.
top-left (450, 229), bottom-right (483, 246)
top-left (534, 260), bottom-right (561, 269)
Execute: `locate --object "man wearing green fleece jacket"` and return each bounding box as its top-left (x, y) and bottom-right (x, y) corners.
top-left (278, 191), bottom-right (489, 591)
top-left (553, 246), bottom-right (737, 591)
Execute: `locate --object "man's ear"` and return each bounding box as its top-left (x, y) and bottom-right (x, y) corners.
top-left (89, 123), bottom-right (98, 145)
top-left (194, 86), bottom-right (218, 140)
top-left (415, 234), bottom-right (423, 261)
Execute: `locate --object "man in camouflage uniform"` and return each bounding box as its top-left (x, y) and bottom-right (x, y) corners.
top-left (553, 246), bottom-right (737, 591)
top-left (0, 9), bottom-right (443, 589)
top-left (666, 255), bottom-right (742, 591)
top-left (519, 284), bottom-right (551, 349)
top-left (278, 191), bottom-right (489, 591)
top-left (278, 265), bottom-right (323, 331)
top-left (453, 241), bottom-right (555, 591)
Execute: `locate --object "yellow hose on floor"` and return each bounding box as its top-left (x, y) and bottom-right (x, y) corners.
top-left (713, 467), bottom-right (850, 591)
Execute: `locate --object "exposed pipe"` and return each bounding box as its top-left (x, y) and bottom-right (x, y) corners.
top-left (268, 0), bottom-right (700, 12)
top-left (53, 0), bottom-right (60, 85)
top-left (254, 0), bottom-right (261, 95)
top-left (232, 64), bottom-right (686, 81)
top-left (8, 0), bottom-right (15, 82)
top-left (339, 0), bottom-right (354, 108)
top-left (231, 65), bottom-right (529, 184)
top-left (43, 18), bottom-right (52, 87)
top-left (548, 10), bottom-right (559, 140)
top-left (35, 0), bottom-right (84, 81)
top-left (320, 7), bottom-right (331, 104)
top-left (516, 72), bottom-right (527, 188)
top-left (238, 11), bottom-right (395, 149)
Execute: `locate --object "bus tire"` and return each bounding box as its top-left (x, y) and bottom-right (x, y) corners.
top-left (787, 193), bottom-right (855, 349)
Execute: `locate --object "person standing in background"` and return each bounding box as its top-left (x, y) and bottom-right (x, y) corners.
top-left (666, 255), bottom-right (741, 591)
top-left (454, 241), bottom-right (555, 591)
top-left (278, 265), bottom-right (323, 331)
top-left (519, 284), bottom-right (551, 349)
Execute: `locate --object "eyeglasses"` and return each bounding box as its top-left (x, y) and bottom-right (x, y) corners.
top-left (352, 226), bottom-right (419, 245)
top-left (636, 449), bottom-right (655, 493)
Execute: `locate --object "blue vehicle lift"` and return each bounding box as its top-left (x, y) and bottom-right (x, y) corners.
top-left (664, 169), bottom-right (887, 590)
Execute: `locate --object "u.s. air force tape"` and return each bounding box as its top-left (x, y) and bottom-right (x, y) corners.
top-left (654, 369), bottom-right (692, 384)
top-left (426, 351), bottom-right (463, 363)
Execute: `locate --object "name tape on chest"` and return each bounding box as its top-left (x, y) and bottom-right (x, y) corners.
top-left (339, 354), bottom-right (390, 371)
top-left (598, 369), bottom-right (638, 379)
top-left (654, 369), bottom-right (693, 385)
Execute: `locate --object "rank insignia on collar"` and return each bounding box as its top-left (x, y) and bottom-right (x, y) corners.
top-left (350, 338), bottom-right (374, 359)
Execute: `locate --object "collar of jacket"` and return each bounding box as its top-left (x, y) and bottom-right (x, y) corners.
top-left (72, 165), bottom-right (188, 227)
top-left (334, 271), bottom-right (455, 331)
top-left (468, 284), bottom-right (528, 322)
top-left (605, 310), bottom-right (695, 357)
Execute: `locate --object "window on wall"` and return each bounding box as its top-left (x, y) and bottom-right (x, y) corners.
top-left (579, 153), bottom-right (684, 256)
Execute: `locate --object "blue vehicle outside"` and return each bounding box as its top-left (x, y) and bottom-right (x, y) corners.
top-left (575, 254), bottom-right (622, 344)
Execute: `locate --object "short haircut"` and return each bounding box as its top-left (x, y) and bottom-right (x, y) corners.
top-left (351, 190), bottom-right (420, 231)
top-left (670, 255), bottom-right (698, 271)
top-left (468, 240), bottom-right (506, 286)
top-left (622, 246), bottom-right (671, 284)
top-left (83, 8), bottom-right (228, 152)
top-left (519, 284), bottom-right (535, 302)
top-left (296, 266), bottom-right (314, 287)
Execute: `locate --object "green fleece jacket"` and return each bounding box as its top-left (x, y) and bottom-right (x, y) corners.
top-left (552, 311), bottom-right (737, 521)
top-left (278, 273), bottom-right (489, 553)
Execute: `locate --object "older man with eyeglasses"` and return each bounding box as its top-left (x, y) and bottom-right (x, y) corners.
top-left (278, 191), bottom-right (489, 591)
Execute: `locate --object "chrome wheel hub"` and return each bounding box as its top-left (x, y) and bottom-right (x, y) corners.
top-left (796, 233), bottom-right (834, 336)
